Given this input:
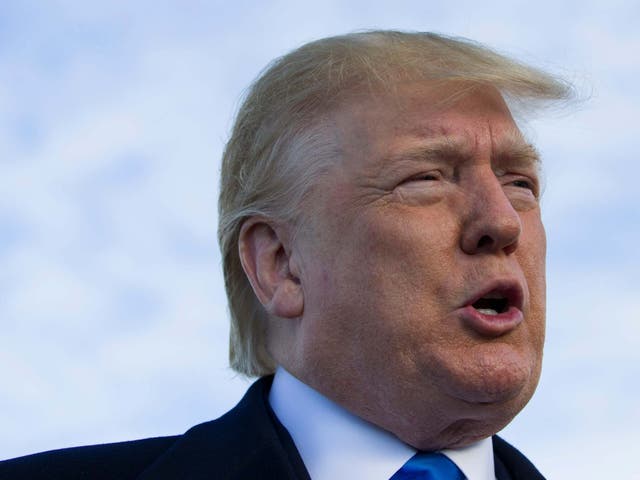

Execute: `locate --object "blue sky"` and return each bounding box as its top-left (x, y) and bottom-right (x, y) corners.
top-left (1, 1), bottom-right (638, 477)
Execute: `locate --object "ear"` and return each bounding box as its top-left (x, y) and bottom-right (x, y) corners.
top-left (238, 218), bottom-right (303, 319)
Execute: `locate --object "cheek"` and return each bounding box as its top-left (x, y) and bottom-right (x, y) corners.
top-left (520, 215), bottom-right (546, 292)
top-left (305, 208), bottom-right (451, 329)
top-left (331, 210), bottom-right (460, 350)
top-left (356, 207), bottom-right (457, 277)
top-left (518, 216), bottom-right (547, 345)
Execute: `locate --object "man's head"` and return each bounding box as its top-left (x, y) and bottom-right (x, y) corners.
top-left (218, 31), bottom-right (572, 449)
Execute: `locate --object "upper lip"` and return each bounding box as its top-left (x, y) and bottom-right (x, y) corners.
top-left (464, 279), bottom-right (525, 312)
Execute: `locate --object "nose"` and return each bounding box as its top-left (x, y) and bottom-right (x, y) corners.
top-left (460, 171), bottom-right (522, 256)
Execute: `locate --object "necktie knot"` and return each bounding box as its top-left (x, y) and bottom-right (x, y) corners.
top-left (390, 451), bottom-right (465, 480)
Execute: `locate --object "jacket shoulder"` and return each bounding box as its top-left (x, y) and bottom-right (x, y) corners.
top-left (138, 376), bottom-right (309, 479)
top-left (0, 377), bottom-right (307, 480)
top-left (0, 435), bottom-right (179, 480)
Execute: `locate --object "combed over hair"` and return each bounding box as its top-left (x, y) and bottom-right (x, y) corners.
top-left (218, 30), bottom-right (573, 377)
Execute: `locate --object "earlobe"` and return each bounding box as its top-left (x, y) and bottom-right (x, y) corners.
top-left (238, 218), bottom-right (304, 319)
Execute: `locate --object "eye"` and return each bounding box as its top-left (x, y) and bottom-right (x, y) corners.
top-left (510, 179), bottom-right (535, 190)
top-left (503, 175), bottom-right (540, 202)
top-left (403, 171), bottom-right (442, 184)
top-left (393, 169), bottom-right (446, 205)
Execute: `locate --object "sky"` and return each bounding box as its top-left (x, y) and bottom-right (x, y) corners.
top-left (1, 1), bottom-right (639, 478)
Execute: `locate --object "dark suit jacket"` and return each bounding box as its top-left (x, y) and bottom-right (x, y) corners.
top-left (0, 376), bottom-right (545, 479)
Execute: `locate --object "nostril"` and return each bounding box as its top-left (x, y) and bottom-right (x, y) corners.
top-left (461, 209), bottom-right (522, 255)
top-left (477, 235), bottom-right (493, 250)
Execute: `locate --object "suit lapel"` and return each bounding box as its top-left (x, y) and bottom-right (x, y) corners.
top-left (492, 436), bottom-right (546, 480)
top-left (494, 454), bottom-right (514, 480)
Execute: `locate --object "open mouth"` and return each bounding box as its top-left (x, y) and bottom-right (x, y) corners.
top-left (466, 282), bottom-right (524, 316)
top-left (462, 281), bottom-right (525, 335)
top-left (472, 295), bottom-right (509, 315)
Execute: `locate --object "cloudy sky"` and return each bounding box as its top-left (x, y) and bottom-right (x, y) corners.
top-left (1, 1), bottom-right (638, 478)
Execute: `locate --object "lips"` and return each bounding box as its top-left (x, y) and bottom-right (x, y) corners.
top-left (459, 280), bottom-right (525, 337)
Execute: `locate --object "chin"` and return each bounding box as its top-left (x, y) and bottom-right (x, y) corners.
top-left (444, 341), bottom-right (541, 400)
top-left (457, 370), bottom-right (533, 405)
top-left (400, 378), bottom-right (537, 452)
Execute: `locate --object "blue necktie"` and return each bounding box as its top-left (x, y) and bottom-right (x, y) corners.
top-left (389, 452), bottom-right (466, 480)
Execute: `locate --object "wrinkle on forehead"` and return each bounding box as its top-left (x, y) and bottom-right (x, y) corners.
top-left (329, 82), bottom-right (542, 179)
top-left (381, 126), bottom-right (540, 170)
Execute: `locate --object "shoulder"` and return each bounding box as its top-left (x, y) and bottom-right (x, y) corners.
top-left (0, 377), bottom-right (308, 480)
top-left (0, 436), bottom-right (179, 480)
top-left (0, 379), bottom-right (261, 480)
top-left (136, 376), bottom-right (309, 479)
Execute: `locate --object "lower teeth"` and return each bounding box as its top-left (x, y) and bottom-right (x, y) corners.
top-left (477, 308), bottom-right (498, 315)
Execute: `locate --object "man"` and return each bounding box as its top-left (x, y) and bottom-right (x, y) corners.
top-left (1, 31), bottom-right (572, 479)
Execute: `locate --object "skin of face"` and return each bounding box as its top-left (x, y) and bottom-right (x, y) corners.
top-left (248, 82), bottom-right (547, 450)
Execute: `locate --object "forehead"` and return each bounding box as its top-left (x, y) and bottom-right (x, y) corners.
top-left (330, 82), bottom-right (530, 166)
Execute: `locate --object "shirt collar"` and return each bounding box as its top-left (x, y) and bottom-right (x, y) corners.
top-left (269, 367), bottom-right (495, 480)
top-left (442, 438), bottom-right (496, 480)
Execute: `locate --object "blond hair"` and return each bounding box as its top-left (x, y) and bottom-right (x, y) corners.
top-left (218, 30), bottom-right (573, 377)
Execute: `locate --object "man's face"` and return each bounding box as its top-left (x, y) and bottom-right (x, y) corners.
top-left (287, 83), bottom-right (546, 450)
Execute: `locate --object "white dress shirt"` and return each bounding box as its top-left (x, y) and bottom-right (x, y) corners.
top-left (269, 367), bottom-right (496, 480)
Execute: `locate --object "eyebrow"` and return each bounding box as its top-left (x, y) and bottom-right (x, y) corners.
top-left (384, 130), bottom-right (541, 169)
top-left (493, 130), bottom-right (541, 168)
